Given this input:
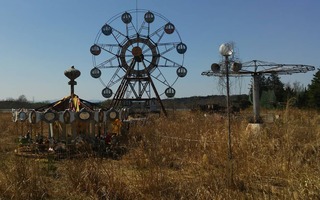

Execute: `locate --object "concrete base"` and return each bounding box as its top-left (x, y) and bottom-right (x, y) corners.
top-left (245, 123), bottom-right (264, 135)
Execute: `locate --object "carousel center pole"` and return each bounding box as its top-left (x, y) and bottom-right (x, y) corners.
top-left (64, 66), bottom-right (81, 97)
top-left (64, 66), bottom-right (81, 139)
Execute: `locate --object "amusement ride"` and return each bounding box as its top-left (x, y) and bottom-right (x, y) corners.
top-left (89, 9), bottom-right (187, 116)
top-left (202, 43), bottom-right (316, 123)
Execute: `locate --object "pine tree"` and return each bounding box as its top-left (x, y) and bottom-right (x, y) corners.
top-left (266, 73), bottom-right (285, 103)
top-left (307, 69), bottom-right (320, 108)
top-left (249, 73), bottom-right (285, 107)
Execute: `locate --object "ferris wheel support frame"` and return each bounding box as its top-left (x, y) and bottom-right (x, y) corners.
top-left (110, 58), bottom-right (167, 116)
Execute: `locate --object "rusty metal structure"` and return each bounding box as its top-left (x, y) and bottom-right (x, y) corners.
top-left (202, 58), bottom-right (315, 123)
top-left (89, 9), bottom-right (187, 116)
top-left (12, 66), bottom-right (123, 158)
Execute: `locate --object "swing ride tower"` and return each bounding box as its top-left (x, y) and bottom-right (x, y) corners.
top-left (202, 46), bottom-right (315, 123)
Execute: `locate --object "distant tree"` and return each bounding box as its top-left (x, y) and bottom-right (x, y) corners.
top-left (249, 73), bottom-right (285, 107)
top-left (101, 99), bottom-right (112, 108)
top-left (284, 83), bottom-right (295, 99)
top-left (17, 95), bottom-right (28, 102)
top-left (5, 97), bottom-right (15, 101)
top-left (248, 74), bottom-right (268, 100)
top-left (292, 81), bottom-right (305, 94)
top-left (260, 90), bottom-right (277, 108)
top-left (283, 81), bottom-right (308, 108)
top-left (296, 88), bottom-right (308, 108)
top-left (266, 73), bottom-right (285, 103)
top-left (307, 69), bottom-right (320, 108)
top-left (257, 75), bottom-right (268, 98)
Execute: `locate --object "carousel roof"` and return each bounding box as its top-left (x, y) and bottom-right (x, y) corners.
top-left (12, 94), bottom-right (120, 124)
top-left (34, 94), bottom-right (103, 112)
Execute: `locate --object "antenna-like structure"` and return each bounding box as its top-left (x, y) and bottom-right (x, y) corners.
top-left (202, 59), bottom-right (315, 122)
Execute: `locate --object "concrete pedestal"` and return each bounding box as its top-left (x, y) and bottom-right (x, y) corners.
top-left (245, 123), bottom-right (264, 135)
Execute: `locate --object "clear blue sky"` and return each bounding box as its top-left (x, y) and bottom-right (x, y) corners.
top-left (1, 0), bottom-right (319, 102)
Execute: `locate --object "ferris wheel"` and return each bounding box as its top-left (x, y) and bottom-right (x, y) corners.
top-left (89, 9), bottom-right (187, 114)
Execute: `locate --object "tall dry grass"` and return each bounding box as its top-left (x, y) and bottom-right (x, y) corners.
top-left (0, 108), bottom-right (319, 199)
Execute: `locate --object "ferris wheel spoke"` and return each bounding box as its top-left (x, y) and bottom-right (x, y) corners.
top-left (109, 27), bottom-right (129, 46)
top-left (157, 56), bottom-right (182, 68)
top-left (124, 57), bottom-right (134, 69)
top-left (136, 62), bottom-right (141, 71)
top-left (95, 55), bottom-right (120, 69)
top-left (137, 21), bottom-right (149, 36)
top-left (148, 25), bottom-right (166, 44)
top-left (157, 42), bottom-right (180, 56)
top-left (98, 78), bottom-right (107, 88)
top-left (96, 43), bottom-right (121, 57)
top-left (140, 42), bottom-right (149, 52)
top-left (150, 69), bottom-right (170, 87)
top-left (126, 21), bottom-right (139, 37)
top-left (107, 68), bottom-right (125, 88)
top-left (143, 54), bottom-right (154, 60)
top-left (141, 59), bottom-right (170, 86)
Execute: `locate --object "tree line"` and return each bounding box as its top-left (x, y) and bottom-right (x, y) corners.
top-left (0, 95), bottom-right (49, 109)
top-left (250, 68), bottom-right (320, 109)
top-left (2, 69), bottom-right (320, 110)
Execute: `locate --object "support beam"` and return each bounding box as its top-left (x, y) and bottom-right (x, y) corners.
top-left (252, 74), bottom-right (260, 123)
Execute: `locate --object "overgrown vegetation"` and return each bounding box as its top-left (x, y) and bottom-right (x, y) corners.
top-left (0, 106), bottom-right (319, 199)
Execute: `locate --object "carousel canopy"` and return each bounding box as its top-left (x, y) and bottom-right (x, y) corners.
top-left (34, 94), bottom-right (101, 112)
top-left (12, 94), bottom-right (120, 124)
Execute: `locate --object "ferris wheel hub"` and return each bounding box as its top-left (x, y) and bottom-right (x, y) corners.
top-left (132, 46), bottom-right (142, 57)
top-left (132, 46), bottom-right (144, 62)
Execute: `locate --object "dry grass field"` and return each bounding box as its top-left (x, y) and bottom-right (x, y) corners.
top-left (0, 108), bottom-right (319, 199)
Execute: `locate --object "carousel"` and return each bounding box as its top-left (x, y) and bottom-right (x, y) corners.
top-left (12, 66), bottom-right (126, 159)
